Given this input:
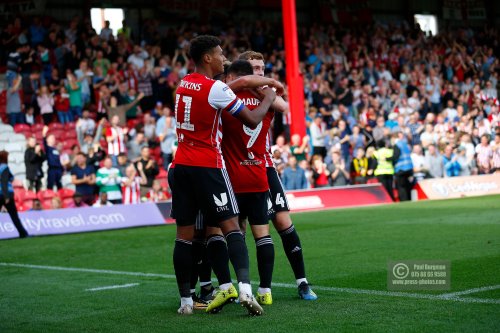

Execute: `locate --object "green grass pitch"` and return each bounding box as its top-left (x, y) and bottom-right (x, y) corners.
top-left (1, 195), bottom-right (499, 332)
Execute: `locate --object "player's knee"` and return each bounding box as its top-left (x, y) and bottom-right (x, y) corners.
top-left (251, 224), bottom-right (270, 239)
top-left (176, 224), bottom-right (195, 240)
top-left (272, 212), bottom-right (292, 231)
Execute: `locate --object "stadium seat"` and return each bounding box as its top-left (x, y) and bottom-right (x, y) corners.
top-left (12, 179), bottom-right (25, 189)
top-left (0, 124), bottom-right (14, 136)
top-left (14, 124), bottom-right (31, 133)
top-left (16, 203), bottom-right (27, 212)
top-left (62, 197), bottom-right (74, 208)
top-left (157, 168), bottom-right (168, 180)
top-left (41, 199), bottom-right (53, 210)
top-left (8, 133), bottom-right (26, 143)
top-left (48, 122), bottom-right (64, 131)
top-left (65, 122), bottom-right (76, 130)
top-left (32, 123), bottom-right (44, 132)
top-left (58, 188), bottom-right (75, 199)
top-left (366, 178), bottom-right (380, 184)
top-left (38, 189), bottom-right (57, 201)
top-left (24, 190), bottom-right (37, 201)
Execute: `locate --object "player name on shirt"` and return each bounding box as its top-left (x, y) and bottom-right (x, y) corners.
top-left (178, 80), bottom-right (202, 91)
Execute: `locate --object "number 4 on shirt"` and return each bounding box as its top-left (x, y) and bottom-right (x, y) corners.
top-left (175, 94), bottom-right (194, 131)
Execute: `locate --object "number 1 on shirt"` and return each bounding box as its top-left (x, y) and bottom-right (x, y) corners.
top-left (175, 94), bottom-right (195, 131)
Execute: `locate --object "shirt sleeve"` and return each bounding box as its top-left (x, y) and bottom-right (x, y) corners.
top-left (208, 80), bottom-right (244, 116)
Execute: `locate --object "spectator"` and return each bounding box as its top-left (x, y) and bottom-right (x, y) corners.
top-left (54, 86), bottom-right (71, 124)
top-left (105, 114), bottom-right (128, 166)
top-left (122, 163), bottom-right (147, 204)
top-left (99, 21), bottom-right (113, 41)
top-left (70, 152), bottom-right (96, 206)
top-left (96, 156), bottom-right (123, 205)
top-left (66, 71), bottom-right (83, 119)
top-left (67, 192), bottom-right (89, 208)
top-left (146, 179), bottom-right (169, 202)
top-left (24, 137), bottom-right (46, 192)
top-left (310, 114), bottom-right (327, 158)
top-left (475, 134), bottom-right (493, 174)
top-left (143, 113), bottom-right (157, 146)
top-left (456, 146), bottom-right (472, 176)
top-left (51, 196), bottom-right (62, 209)
top-left (24, 106), bottom-right (35, 126)
top-left (0, 150), bottom-right (28, 238)
top-left (410, 144), bottom-right (429, 182)
top-left (134, 146), bottom-right (159, 196)
top-left (103, 93), bottom-right (144, 127)
top-left (77, 118), bottom-right (105, 155)
top-left (491, 133), bottom-right (500, 173)
top-left (289, 134), bottom-right (310, 162)
top-left (311, 155), bottom-right (330, 188)
top-left (30, 199), bottom-right (43, 211)
top-left (116, 153), bottom-right (130, 177)
top-left (127, 45), bottom-right (149, 69)
top-left (365, 146), bottom-right (377, 180)
top-left (6, 74), bottom-right (24, 126)
top-left (443, 145), bottom-right (461, 177)
top-left (373, 140), bottom-right (395, 201)
top-left (425, 144), bottom-right (444, 178)
top-left (77, 109), bottom-right (96, 134)
top-left (156, 107), bottom-right (176, 168)
top-left (93, 192), bottom-right (113, 207)
top-left (327, 151), bottom-right (350, 187)
top-left (420, 124), bottom-right (438, 150)
top-left (281, 155), bottom-right (308, 190)
top-left (350, 148), bottom-right (369, 184)
top-left (338, 119), bottom-right (351, 166)
top-left (392, 132), bottom-right (414, 201)
top-left (127, 132), bottom-right (147, 162)
top-left (37, 85), bottom-right (55, 125)
top-left (42, 126), bottom-right (63, 190)
top-left (74, 60), bottom-right (93, 105)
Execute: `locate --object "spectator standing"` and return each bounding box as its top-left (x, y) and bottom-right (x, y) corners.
top-left (311, 155), bottom-right (330, 188)
top-left (54, 86), bottom-right (71, 124)
top-left (146, 179), bottom-right (169, 202)
top-left (77, 118), bottom-right (104, 155)
top-left (66, 71), bottom-right (83, 119)
top-left (42, 126), bottom-right (63, 190)
top-left (105, 114), bottom-right (128, 166)
top-left (456, 146), bottom-right (472, 176)
top-left (37, 85), bottom-right (54, 125)
top-left (122, 163), bottom-right (147, 204)
top-left (410, 145), bottom-right (429, 182)
top-left (373, 140), bottom-right (395, 201)
top-left (134, 146), bottom-right (159, 196)
top-left (310, 114), bottom-right (327, 158)
top-left (425, 144), bottom-right (444, 178)
top-left (24, 137), bottom-right (46, 192)
top-left (70, 152), bottom-right (96, 206)
top-left (350, 148), bottom-right (369, 184)
top-left (443, 145), bottom-right (461, 177)
top-left (290, 134), bottom-right (309, 162)
top-left (6, 74), bottom-right (24, 126)
top-left (281, 155), bottom-right (308, 190)
top-left (96, 156), bottom-right (123, 204)
top-left (327, 151), bottom-right (350, 187)
top-left (0, 150), bottom-right (29, 238)
top-left (392, 132), bottom-right (414, 201)
top-left (491, 133), bottom-right (500, 173)
top-left (475, 134), bottom-right (493, 174)
top-left (127, 132), bottom-right (147, 162)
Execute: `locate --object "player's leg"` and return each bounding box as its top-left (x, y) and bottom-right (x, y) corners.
top-left (171, 165), bottom-right (198, 314)
top-left (198, 168), bottom-right (262, 315)
top-left (190, 211), bottom-right (211, 310)
top-left (267, 167), bottom-right (317, 300)
top-left (243, 192), bottom-right (275, 305)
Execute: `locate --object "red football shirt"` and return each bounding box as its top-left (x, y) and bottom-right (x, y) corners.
top-left (221, 90), bottom-right (273, 193)
top-left (174, 73), bottom-right (244, 168)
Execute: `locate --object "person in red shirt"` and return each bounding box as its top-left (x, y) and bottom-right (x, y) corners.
top-left (238, 50), bottom-right (317, 300)
top-left (146, 179), bottom-right (169, 202)
top-left (171, 35), bottom-right (279, 316)
top-left (54, 86), bottom-right (71, 124)
top-left (105, 114), bottom-right (127, 167)
top-left (221, 60), bottom-right (276, 305)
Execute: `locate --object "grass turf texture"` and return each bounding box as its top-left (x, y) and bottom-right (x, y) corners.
top-left (1, 195), bottom-right (499, 332)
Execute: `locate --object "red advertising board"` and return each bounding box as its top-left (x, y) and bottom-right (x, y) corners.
top-left (286, 184), bottom-right (393, 213)
top-left (415, 174), bottom-right (500, 200)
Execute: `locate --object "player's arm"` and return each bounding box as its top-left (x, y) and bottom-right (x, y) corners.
top-left (228, 75), bottom-right (284, 96)
top-left (235, 87), bottom-right (276, 128)
top-left (210, 81), bottom-right (276, 129)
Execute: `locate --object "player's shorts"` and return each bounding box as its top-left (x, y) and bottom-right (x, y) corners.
top-left (172, 165), bottom-right (239, 226)
top-left (236, 191), bottom-right (271, 226)
top-left (266, 167), bottom-right (290, 217)
top-left (167, 167), bottom-right (176, 219)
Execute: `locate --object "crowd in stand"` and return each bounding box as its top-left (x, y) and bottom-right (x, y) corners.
top-left (1, 14), bottom-right (499, 207)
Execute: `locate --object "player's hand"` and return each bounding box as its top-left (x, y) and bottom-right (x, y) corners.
top-left (260, 86), bottom-right (277, 103)
top-left (269, 79), bottom-right (285, 96)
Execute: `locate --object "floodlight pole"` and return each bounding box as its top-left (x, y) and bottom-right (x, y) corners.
top-left (282, 0), bottom-right (306, 137)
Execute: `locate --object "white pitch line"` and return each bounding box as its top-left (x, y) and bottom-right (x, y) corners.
top-left (1, 262), bottom-right (499, 305)
top-left (438, 285), bottom-right (500, 299)
top-left (86, 283), bottom-right (139, 292)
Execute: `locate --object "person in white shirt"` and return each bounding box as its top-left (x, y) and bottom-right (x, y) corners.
top-left (309, 114), bottom-right (328, 157)
top-left (411, 144), bottom-right (429, 181)
top-left (100, 21), bottom-right (113, 41)
top-left (127, 45), bottom-right (149, 69)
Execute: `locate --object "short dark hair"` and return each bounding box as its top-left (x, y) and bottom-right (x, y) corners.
top-left (189, 35), bottom-right (221, 64)
top-left (0, 150), bottom-right (8, 164)
top-left (239, 50), bottom-right (264, 61)
top-left (227, 60), bottom-right (253, 77)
